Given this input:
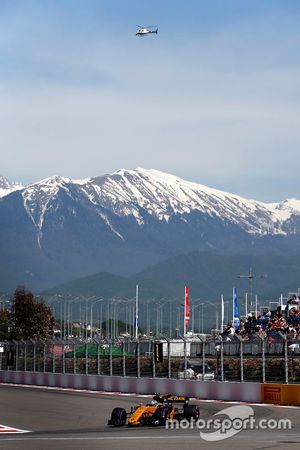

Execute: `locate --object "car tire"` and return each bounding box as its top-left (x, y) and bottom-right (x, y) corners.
top-left (110, 407), bottom-right (127, 427)
top-left (183, 404), bottom-right (200, 420)
top-left (152, 406), bottom-right (169, 426)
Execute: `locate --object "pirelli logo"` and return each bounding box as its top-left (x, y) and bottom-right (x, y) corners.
top-left (263, 386), bottom-right (281, 402)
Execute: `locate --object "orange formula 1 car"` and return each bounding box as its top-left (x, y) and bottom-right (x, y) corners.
top-left (108, 393), bottom-right (200, 427)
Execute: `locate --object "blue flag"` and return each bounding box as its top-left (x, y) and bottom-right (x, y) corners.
top-left (233, 287), bottom-right (240, 330)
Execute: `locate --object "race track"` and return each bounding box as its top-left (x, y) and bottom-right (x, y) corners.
top-left (0, 384), bottom-right (299, 450)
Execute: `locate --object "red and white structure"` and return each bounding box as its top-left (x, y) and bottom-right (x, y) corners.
top-left (0, 424), bottom-right (30, 433)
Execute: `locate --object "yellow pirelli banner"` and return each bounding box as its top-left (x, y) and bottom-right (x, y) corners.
top-left (262, 384), bottom-right (300, 406)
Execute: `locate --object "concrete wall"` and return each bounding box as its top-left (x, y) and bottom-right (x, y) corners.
top-left (0, 370), bottom-right (261, 403)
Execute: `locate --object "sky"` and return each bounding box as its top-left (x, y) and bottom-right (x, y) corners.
top-left (1, 0), bottom-right (300, 201)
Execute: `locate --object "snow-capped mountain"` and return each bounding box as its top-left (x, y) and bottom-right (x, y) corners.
top-left (0, 175), bottom-right (23, 198)
top-left (20, 168), bottom-right (300, 236)
top-left (1, 168), bottom-right (300, 291)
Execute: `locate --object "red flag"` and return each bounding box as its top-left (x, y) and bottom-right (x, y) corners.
top-left (185, 286), bottom-right (190, 328)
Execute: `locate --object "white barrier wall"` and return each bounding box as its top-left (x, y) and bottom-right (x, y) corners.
top-left (0, 371), bottom-right (262, 403)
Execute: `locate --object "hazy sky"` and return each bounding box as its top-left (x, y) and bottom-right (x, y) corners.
top-left (1, 0), bottom-right (300, 201)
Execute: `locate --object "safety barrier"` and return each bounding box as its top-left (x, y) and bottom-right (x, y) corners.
top-left (261, 383), bottom-right (300, 406)
top-left (0, 370), bottom-right (261, 403)
top-left (3, 370), bottom-right (300, 405)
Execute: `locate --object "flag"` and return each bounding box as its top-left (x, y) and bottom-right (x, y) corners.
top-left (185, 286), bottom-right (190, 328)
top-left (233, 287), bottom-right (240, 330)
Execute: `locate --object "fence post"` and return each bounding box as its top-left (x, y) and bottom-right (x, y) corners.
top-left (168, 339), bottom-right (171, 379)
top-left (52, 342), bottom-right (55, 373)
top-left (14, 341), bottom-right (18, 372)
top-left (73, 341), bottom-right (76, 375)
top-left (152, 341), bottom-right (156, 378)
top-left (220, 339), bottom-right (224, 382)
top-left (202, 337), bottom-right (206, 380)
top-left (85, 341), bottom-right (88, 375)
top-left (123, 340), bottom-right (126, 377)
top-left (62, 341), bottom-right (65, 374)
top-left (110, 340), bottom-right (113, 376)
top-left (279, 332), bottom-right (288, 384)
top-left (43, 342), bottom-right (46, 373)
top-left (24, 341), bottom-right (27, 372)
top-left (97, 340), bottom-right (101, 376)
top-left (262, 335), bottom-right (266, 383)
top-left (285, 336), bottom-right (288, 384)
top-left (184, 337), bottom-right (187, 380)
top-left (33, 340), bottom-right (36, 372)
top-left (284, 334), bottom-right (288, 384)
top-left (137, 340), bottom-right (140, 378)
top-left (240, 337), bottom-right (244, 382)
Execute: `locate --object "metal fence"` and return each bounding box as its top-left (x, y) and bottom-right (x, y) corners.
top-left (1, 333), bottom-right (300, 383)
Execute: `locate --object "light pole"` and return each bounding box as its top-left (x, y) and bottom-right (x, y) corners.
top-left (223, 299), bottom-right (230, 327)
top-left (205, 300), bottom-right (219, 330)
top-left (155, 302), bottom-right (163, 337)
top-left (97, 301), bottom-right (104, 338)
top-left (0, 296), bottom-right (10, 312)
top-left (191, 301), bottom-right (203, 334)
top-left (238, 269), bottom-right (267, 314)
top-left (176, 306), bottom-right (181, 337)
top-left (80, 295), bottom-right (97, 340)
top-left (126, 298), bottom-right (135, 338)
top-left (66, 296), bottom-right (80, 338)
top-left (105, 297), bottom-right (124, 340)
top-left (146, 299), bottom-right (151, 337)
top-left (157, 298), bottom-right (176, 338)
top-left (198, 302), bottom-right (213, 334)
top-left (238, 268), bottom-right (254, 313)
top-left (167, 298), bottom-right (177, 338)
top-left (48, 294), bottom-right (64, 338)
top-left (90, 298), bottom-right (104, 339)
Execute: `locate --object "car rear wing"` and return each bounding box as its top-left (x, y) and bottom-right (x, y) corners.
top-left (153, 393), bottom-right (189, 404)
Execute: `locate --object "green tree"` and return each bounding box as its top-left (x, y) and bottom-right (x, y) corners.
top-left (0, 310), bottom-right (9, 340)
top-left (10, 288), bottom-right (54, 340)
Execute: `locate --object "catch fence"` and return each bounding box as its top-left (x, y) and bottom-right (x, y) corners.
top-left (1, 333), bottom-right (299, 383)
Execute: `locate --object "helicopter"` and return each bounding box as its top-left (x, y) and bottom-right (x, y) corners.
top-left (136, 25), bottom-right (158, 37)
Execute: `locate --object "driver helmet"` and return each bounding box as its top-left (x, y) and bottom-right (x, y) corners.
top-left (150, 400), bottom-right (158, 406)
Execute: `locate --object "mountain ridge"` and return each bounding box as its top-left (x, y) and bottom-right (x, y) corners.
top-left (1, 168), bottom-right (300, 291)
top-left (43, 251), bottom-right (300, 302)
top-left (16, 168), bottom-right (300, 236)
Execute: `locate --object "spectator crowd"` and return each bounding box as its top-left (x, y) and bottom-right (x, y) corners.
top-left (222, 294), bottom-right (300, 341)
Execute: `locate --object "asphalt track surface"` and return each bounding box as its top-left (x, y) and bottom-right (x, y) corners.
top-left (0, 384), bottom-right (300, 450)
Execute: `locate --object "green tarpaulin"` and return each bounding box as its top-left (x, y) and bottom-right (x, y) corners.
top-left (65, 343), bottom-right (132, 358)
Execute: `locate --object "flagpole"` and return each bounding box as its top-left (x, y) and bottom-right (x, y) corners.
top-left (232, 287), bottom-right (234, 325)
top-left (135, 284), bottom-right (139, 339)
top-left (255, 295), bottom-right (258, 319)
top-left (221, 295), bottom-right (224, 333)
top-left (184, 286), bottom-right (186, 337)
